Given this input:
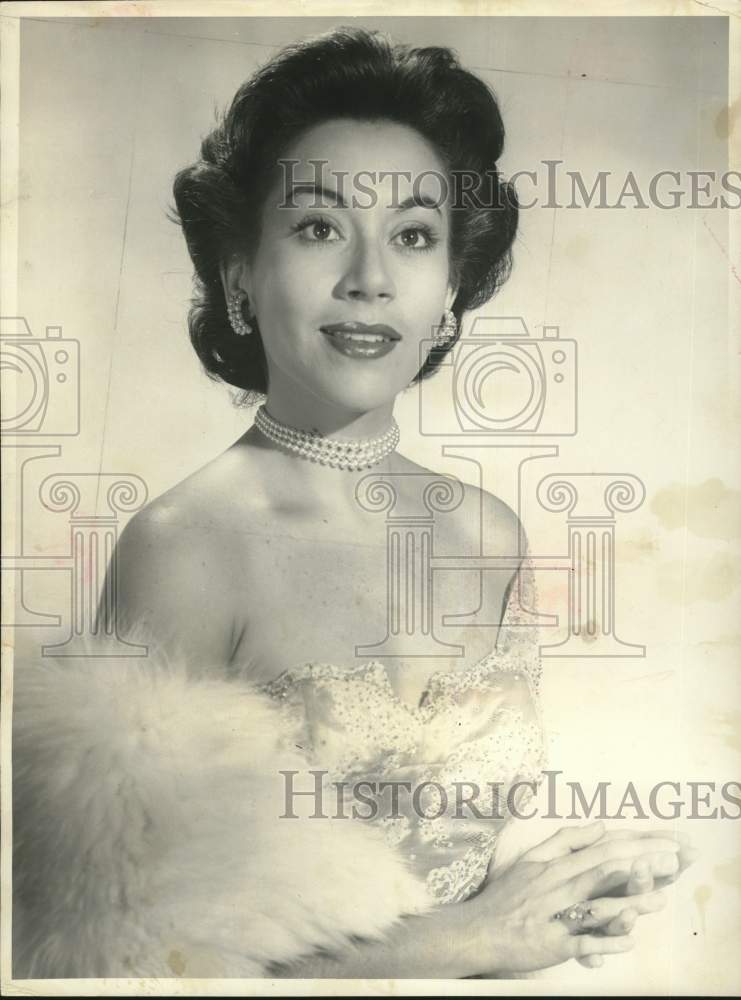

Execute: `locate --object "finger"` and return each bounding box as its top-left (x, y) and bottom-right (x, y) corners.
top-left (566, 934), bottom-right (635, 961)
top-left (541, 838), bottom-right (680, 888)
top-left (599, 829), bottom-right (699, 871)
top-left (641, 852), bottom-right (680, 881)
top-left (677, 845), bottom-right (700, 872)
top-left (598, 828), bottom-right (691, 848)
top-left (551, 890), bottom-right (665, 934)
top-left (549, 852), bottom-right (679, 908)
top-left (523, 821), bottom-right (605, 862)
top-left (625, 859), bottom-right (655, 896)
top-left (579, 891), bottom-right (666, 930)
top-left (653, 859), bottom-right (688, 888)
top-left (605, 907), bottom-right (639, 936)
top-left (605, 855), bottom-right (680, 898)
top-left (577, 955), bottom-right (604, 969)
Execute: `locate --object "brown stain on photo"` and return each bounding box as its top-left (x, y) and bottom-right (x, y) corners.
top-left (711, 710), bottom-right (741, 755)
top-left (715, 97), bottom-right (741, 140)
top-left (694, 884), bottom-right (712, 934)
top-left (695, 631), bottom-right (741, 649)
top-left (651, 479), bottom-right (741, 541)
top-left (621, 532), bottom-right (661, 561)
top-left (656, 550), bottom-right (740, 603)
top-left (167, 949), bottom-right (187, 977)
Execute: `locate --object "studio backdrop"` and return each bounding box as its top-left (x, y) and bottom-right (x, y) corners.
top-left (3, 11), bottom-right (739, 996)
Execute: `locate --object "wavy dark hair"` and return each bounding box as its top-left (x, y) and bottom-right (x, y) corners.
top-left (171, 26), bottom-right (519, 399)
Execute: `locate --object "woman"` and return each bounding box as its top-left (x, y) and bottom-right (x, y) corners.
top-left (12, 26), bottom-right (694, 980)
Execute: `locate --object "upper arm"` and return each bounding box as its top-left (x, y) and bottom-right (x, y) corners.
top-left (474, 485), bottom-right (528, 561)
top-left (478, 489), bottom-right (542, 685)
top-left (98, 504), bottom-right (235, 667)
top-left (473, 486), bottom-right (533, 617)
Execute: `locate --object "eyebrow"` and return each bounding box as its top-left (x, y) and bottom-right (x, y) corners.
top-left (395, 194), bottom-right (442, 216)
top-left (285, 183), bottom-right (442, 215)
top-left (287, 182), bottom-right (347, 207)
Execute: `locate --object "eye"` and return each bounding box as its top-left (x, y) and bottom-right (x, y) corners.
top-left (293, 216), bottom-right (341, 244)
top-left (393, 226), bottom-right (438, 251)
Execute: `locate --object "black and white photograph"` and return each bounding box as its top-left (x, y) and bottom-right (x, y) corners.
top-left (1, 2), bottom-right (740, 995)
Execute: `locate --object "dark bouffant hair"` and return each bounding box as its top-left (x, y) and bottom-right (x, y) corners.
top-left (171, 26), bottom-right (518, 399)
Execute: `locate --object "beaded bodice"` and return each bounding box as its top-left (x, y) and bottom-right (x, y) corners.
top-left (260, 554), bottom-right (546, 906)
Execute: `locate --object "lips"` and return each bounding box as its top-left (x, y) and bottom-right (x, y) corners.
top-left (320, 322), bottom-right (402, 343)
top-left (320, 321), bottom-right (400, 360)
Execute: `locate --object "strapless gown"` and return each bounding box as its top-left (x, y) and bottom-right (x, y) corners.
top-left (11, 553), bottom-right (546, 978)
top-left (258, 553), bottom-right (546, 907)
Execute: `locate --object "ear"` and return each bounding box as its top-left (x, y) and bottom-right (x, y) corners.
top-left (219, 254), bottom-right (253, 305)
top-left (444, 282), bottom-right (459, 313)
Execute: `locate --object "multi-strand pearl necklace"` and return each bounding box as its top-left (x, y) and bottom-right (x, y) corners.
top-left (254, 404), bottom-right (400, 471)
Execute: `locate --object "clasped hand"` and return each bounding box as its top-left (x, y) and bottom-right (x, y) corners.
top-left (464, 821), bottom-right (697, 976)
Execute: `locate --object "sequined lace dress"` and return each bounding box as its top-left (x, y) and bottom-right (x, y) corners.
top-left (261, 554), bottom-right (546, 907)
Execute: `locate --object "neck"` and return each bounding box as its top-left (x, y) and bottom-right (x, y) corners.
top-left (263, 385), bottom-right (396, 439)
top-left (238, 391), bottom-right (400, 513)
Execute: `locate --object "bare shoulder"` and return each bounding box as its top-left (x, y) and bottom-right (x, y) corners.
top-left (117, 471), bottom-right (230, 565)
top-left (395, 452), bottom-right (524, 557)
top-left (119, 437), bottom-right (265, 546)
top-left (109, 462), bottom-right (246, 665)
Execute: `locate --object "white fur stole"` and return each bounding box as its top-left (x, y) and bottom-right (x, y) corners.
top-left (12, 638), bottom-right (432, 979)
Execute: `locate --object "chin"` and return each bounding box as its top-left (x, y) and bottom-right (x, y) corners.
top-left (311, 376), bottom-right (405, 415)
top-left (293, 363), bottom-right (407, 414)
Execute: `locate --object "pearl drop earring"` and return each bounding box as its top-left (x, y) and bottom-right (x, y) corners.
top-left (432, 309), bottom-right (458, 348)
top-left (227, 291), bottom-right (253, 337)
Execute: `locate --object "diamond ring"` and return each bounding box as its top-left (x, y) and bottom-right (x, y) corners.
top-left (552, 902), bottom-right (594, 925)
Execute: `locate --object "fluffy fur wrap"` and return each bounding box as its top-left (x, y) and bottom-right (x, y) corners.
top-left (12, 639), bottom-right (435, 979)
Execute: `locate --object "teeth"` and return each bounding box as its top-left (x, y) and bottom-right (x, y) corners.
top-left (338, 332), bottom-right (388, 343)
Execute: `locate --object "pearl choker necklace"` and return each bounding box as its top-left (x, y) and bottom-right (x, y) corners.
top-left (254, 404), bottom-right (400, 471)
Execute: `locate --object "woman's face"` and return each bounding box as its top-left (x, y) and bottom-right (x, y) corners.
top-left (236, 118), bottom-right (456, 417)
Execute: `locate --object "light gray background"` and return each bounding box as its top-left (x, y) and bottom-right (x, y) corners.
top-left (9, 14), bottom-right (741, 994)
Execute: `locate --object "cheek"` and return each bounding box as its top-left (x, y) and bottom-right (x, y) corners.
top-left (253, 237), bottom-right (451, 335)
top-left (253, 257), bottom-right (307, 326)
top-left (255, 246), bottom-right (335, 321)
top-left (398, 257), bottom-right (450, 314)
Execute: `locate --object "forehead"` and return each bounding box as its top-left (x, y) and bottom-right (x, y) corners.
top-left (279, 118), bottom-right (447, 198)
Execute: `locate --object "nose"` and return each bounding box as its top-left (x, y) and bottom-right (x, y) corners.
top-left (335, 236), bottom-right (396, 303)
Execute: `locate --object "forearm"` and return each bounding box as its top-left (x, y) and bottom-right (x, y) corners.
top-left (268, 901), bottom-right (482, 979)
